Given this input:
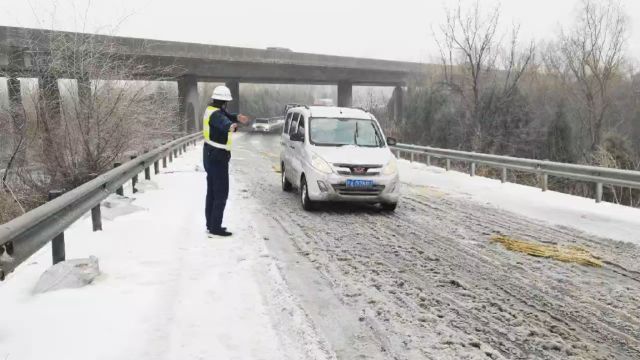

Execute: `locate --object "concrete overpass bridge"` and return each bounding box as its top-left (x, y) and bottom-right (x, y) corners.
top-left (0, 26), bottom-right (430, 131)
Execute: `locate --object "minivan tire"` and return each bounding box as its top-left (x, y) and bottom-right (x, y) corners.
top-left (381, 202), bottom-right (397, 211)
top-left (300, 176), bottom-right (315, 211)
top-left (282, 163), bottom-right (292, 192)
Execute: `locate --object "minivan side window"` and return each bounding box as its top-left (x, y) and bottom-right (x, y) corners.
top-left (284, 112), bottom-right (293, 134)
top-left (297, 114), bottom-right (305, 137)
top-left (289, 113), bottom-right (300, 136)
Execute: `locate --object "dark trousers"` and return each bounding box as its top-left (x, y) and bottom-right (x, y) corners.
top-left (203, 146), bottom-right (230, 231)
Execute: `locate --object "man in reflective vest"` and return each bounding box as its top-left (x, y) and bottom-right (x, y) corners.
top-left (203, 85), bottom-right (249, 237)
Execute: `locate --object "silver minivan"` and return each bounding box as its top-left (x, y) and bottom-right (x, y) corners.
top-left (280, 106), bottom-right (400, 211)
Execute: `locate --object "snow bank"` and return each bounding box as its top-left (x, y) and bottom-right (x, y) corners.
top-left (0, 141), bottom-right (326, 360)
top-left (398, 160), bottom-right (640, 246)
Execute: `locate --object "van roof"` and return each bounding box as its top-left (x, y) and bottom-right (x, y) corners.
top-left (290, 106), bottom-right (373, 120)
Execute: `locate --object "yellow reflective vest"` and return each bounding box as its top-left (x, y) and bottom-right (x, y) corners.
top-left (202, 106), bottom-right (233, 151)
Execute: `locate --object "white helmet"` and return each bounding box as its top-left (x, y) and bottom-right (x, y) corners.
top-left (211, 86), bottom-right (233, 101)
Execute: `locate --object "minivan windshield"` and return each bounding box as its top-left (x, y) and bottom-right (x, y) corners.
top-left (309, 118), bottom-right (385, 147)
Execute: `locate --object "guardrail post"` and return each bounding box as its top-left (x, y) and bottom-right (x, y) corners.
top-left (173, 148), bottom-right (178, 158)
top-left (143, 150), bottom-right (151, 180)
top-left (169, 150), bottom-right (173, 163)
top-left (396, 149), bottom-right (401, 158)
top-left (114, 163), bottom-right (124, 196)
top-left (154, 160), bottom-right (160, 175)
top-left (48, 190), bottom-right (66, 265)
top-left (162, 155), bottom-right (167, 168)
top-left (470, 162), bottom-right (476, 177)
top-left (426, 155), bottom-right (431, 167)
top-left (501, 168), bottom-right (507, 183)
top-left (410, 152), bottom-right (414, 163)
top-left (91, 204), bottom-right (102, 232)
top-left (596, 183), bottom-right (603, 203)
top-left (130, 155), bottom-right (138, 193)
top-left (540, 173), bottom-right (548, 192)
top-left (446, 159), bottom-right (451, 171)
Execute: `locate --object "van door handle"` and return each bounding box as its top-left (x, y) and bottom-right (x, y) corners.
top-left (289, 145), bottom-right (295, 149)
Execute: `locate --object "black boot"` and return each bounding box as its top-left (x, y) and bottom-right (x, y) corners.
top-left (206, 227), bottom-right (226, 233)
top-left (208, 228), bottom-right (232, 237)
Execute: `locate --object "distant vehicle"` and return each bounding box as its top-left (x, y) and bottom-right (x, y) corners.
top-left (252, 118), bottom-right (273, 133)
top-left (280, 106), bottom-right (399, 211)
top-left (252, 117), bottom-right (285, 133)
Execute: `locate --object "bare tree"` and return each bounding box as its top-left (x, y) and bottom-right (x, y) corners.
top-left (1, 29), bottom-right (181, 216)
top-left (435, 0), bottom-right (535, 151)
top-left (545, 0), bottom-right (627, 152)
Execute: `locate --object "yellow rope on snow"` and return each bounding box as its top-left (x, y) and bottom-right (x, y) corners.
top-left (490, 235), bottom-right (603, 268)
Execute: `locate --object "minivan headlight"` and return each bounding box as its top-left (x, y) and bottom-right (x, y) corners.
top-left (382, 158), bottom-right (398, 175)
top-left (311, 153), bottom-right (333, 174)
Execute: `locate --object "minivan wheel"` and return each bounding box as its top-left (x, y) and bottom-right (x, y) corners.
top-left (381, 202), bottom-right (397, 211)
top-left (282, 163), bottom-right (292, 192)
top-left (300, 176), bottom-right (315, 211)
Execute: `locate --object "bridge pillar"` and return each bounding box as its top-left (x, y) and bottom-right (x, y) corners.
top-left (5, 46), bottom-right (26, 111)
top-left (392, 85), bottom-right (404, 123)
top-left (178, 75), bottom-right (200, 133)
top-left (337, 81), bottom-right (353, 107)
top-left (7, 77), bottom-right (21, 109)
top-left (225, 80), bottom-right (240, 114)
top-left (5, 77), bottom-right (27, 166)
top-left (76, 77), bottom-right (92, 124)
top-left (38, 76), bottom-right (62, 121)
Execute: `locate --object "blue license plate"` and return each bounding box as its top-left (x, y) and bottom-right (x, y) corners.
top-left (346, 179), bottom-right (374, 188)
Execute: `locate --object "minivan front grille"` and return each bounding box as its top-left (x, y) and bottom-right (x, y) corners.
top-left (332, 184), bottom-right (385, 196)
top-left (333, 163), bottom-right (383, 176)
top-left (336, 170), bottom-right (380, 176)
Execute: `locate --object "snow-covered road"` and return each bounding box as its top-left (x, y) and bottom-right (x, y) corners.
top-left (1, 133), bottom-right (640, 360)
top-left (235, 133), bottom-right (640, 359)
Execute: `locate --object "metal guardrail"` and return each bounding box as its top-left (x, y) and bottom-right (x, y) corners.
top-left (391, 143), bottom-right (640, 203)
top-left (0, 132), bottom-right (201, 280)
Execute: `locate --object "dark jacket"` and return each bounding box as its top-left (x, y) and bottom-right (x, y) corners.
top-left (205, 108), bottom-right (239, 162)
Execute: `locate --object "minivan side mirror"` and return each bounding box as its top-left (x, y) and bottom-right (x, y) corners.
top-left (290, 132), bottom-right (305, 142)
top-left (386, 137), bottom-right (397, 146)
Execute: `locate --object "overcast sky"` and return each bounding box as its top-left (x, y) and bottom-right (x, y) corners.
top-left (1, 0), bottom-right (639, 63)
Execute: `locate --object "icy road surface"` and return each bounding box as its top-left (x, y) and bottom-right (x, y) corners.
top-left (1, 133), bottom-right (639, 360)
top-left (235, 133), bottom-right (640, 360)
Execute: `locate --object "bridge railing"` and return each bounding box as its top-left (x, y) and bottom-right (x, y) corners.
top-left (0, 132), bottom-right (201, 280)
top-left (391, 143), bottom-right (640, 203)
